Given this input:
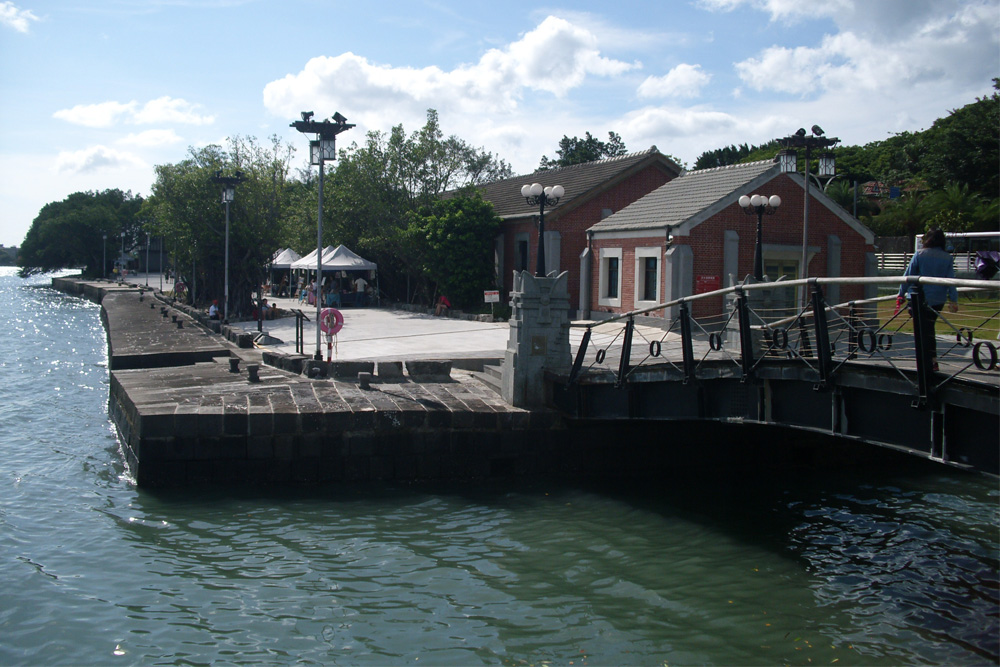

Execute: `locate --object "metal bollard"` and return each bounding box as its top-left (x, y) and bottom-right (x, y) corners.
top-left (358, 371), bottom-right (372, 390)
top-left (229, 357), bottom-right (241, 373)
top-left (176, 320), bottom-right (183, 329)
top-left (247, 364), bottom-right (260, 383)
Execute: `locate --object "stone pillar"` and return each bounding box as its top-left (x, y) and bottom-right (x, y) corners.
top-left (501, 270), bottom-right (571, 408)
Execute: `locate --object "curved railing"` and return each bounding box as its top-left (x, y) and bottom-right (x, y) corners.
top-left (568, 276), bottom-right (999, 406)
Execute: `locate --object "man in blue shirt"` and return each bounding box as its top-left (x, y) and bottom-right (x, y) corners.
top-left (896, 228), bottom-right (959, 371)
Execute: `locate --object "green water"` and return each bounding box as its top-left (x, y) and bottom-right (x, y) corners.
top-left (1, 269), bottom-right (997, 665)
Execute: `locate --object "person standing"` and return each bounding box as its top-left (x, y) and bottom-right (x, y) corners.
top-left (896, 228), bottom-right (959, 371)
top-left (354, 275), bottom-right (368, 306)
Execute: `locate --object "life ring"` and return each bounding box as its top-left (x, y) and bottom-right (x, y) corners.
top-left (320, 308), bottom-right (344, 336)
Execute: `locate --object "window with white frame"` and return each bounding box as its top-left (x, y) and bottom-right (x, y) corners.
top-left (598, 247), bottom-right (622, 308)
top-left (634, 247), bottom-right (661, 307)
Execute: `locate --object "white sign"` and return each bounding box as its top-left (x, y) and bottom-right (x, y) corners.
top-left (484, 290), bottom-right (500, 303)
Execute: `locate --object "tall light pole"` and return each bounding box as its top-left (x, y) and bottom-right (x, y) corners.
top-left (102, 234), bottom-right (107, 280)
top-left (778, 126), bottom-right (838, 299)
top-left (738, 194), bottom-right (781, 281)
top-left (291, 111), bottom-right (354, 360)
top-left (519, 182), bottom-right (564, 277)
top-left (211, 170), bottom-right (246, 322)
top-left (145, 232), bottom-right (150, 287)
top-left (120, 231), bottom-right (126, 283)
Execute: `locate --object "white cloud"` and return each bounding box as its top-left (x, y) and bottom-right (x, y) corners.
top-left (53, 101), bottom-right (135, 128)
top-left (263, 15), bottom-right (637, 124)
top-left (53, 97), bottom-right (213, 128)
top-left (638, 64), bottom-right (711, 99)
top-left (118, 129), bottom-right (183, 148)
top-left (133, 96), bottom-right (214, 126)
top-left (0, 1), bottom-right (39, 33)
top-left (54, 145), bottom-right (145, 174)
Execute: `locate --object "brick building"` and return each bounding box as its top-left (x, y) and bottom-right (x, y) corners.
top-left (587, 159), bottom-right (877, 319)
top-left (469, 147), bottom-right (682, 315)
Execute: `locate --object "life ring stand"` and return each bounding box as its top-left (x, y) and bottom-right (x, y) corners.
top-left (320, 308), bottom-right (344, 336)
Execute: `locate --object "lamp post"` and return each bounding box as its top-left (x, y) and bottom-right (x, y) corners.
top-left (738, 194), bottom-right (781, 281)
top-left (519, 182), bottom-right (564, 277)
top-left (120, 231), bottom-right (126, 283)
top-left (211, 170), bottom-right (246, 322)
top-left (291, 111), bottom-right (354, 360)
top-left (102, 234), bottom-right (107, 280)
top-left (778, 126), bottom-right (839, 294)
top-left (145, 232), bottom-right (150, 287)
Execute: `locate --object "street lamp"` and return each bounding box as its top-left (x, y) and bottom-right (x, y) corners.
top-left (120, 231), bottom-right (126, 283)
top-left (778, 126), bottom-right (839, 293)
top-left (102, 234), bottom-right (107, 280)
top-left (291, 111), bottom-right (354, 360)
top-left (211, 170), bottom-right (246, 322)
top-left (738, 194), bottom-right (781, 282)
top-left (145, 232), bottom-right (150, 287)
top-left (520, 182), bottom-right (564, 277)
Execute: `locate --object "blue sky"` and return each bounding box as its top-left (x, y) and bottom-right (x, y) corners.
top-left (1, 0), bottom-right (997, 246)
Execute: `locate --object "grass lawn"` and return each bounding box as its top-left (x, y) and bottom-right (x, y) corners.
top-left (876, 293), bottom-right (1000, 339)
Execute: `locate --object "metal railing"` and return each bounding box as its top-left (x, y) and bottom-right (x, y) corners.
top-left (569, 276), bottom-right (999, 406)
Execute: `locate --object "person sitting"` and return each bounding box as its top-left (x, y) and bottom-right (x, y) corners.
top-left (208, 300), bottom-right (219, 320)
top-left (261, 299), bottom-right (272, 320)
top-left (435, 295), bottom-right (451, 316)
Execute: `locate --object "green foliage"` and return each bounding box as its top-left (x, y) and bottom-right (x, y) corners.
top-left (18, 189), bottom-right (142, 277)
top-left (538, 132), bottom-right (628, 170)
top-left (321, 109), bottom-right (512, 303)
top-left (143, 136), bottom-right (295, 313)
top-left (405, 193), bottom-right (501, 308)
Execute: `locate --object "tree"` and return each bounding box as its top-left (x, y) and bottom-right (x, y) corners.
top-left (404, 192), bottom-right (501, 308)
top-left (538, 131), bottom-right (628, 169)
top-left (18, 189), bottom-right (142, 277)
top-left (144, 136), bottom-right (295, 314)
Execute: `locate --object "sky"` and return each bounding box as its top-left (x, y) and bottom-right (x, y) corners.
top-left (1, 0), bottom-right (997, 247)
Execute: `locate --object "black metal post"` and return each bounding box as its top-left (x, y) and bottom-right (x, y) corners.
top-left (616, 316), bottom-right (635, 388)
top-left (569, 328), bottom-right (592, 384)
top-left (910, 286), bottom-right (931, 405)
top-left (535, 198), bottom-right (547, 277)
top-left (811, 284), bottom-right (832, 387)
top-left (754, 209), bottom-right (764, 281)
top-left (735, 289), bottom-right (755, 379)
top-left (679, 302), bottom-right (695, 383)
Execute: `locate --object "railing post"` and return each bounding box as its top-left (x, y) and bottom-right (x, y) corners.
top-left (735, 289), bottom-right (755, 380)
top-left (569, 327), bottom-right (592, 384)
top-left (679, 302), bottom-right (696, 383)
top-left (910, 286), bottom-right (931, 405)
top-left (847, 301), bottom-right (858, 360)
top-left (615, 315), bottom-right (635, 389)
top-left (811, 283), bottom-right (833, 387)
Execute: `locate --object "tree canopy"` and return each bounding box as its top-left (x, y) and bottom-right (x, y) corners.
top-left (18, 189), bottom-right (143, 277)
top-left (538, 132), bottom-right (628, 170)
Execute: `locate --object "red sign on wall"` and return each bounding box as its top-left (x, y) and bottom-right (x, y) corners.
top-left (695, 274), bottom-right (720, 294)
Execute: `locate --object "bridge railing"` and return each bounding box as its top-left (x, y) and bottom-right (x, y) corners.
top-left (569, 276), bottom-right (999, 404)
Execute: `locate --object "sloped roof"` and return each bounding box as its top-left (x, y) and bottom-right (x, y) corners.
top-left (271, 248), bottom-right (302, 268)
top-left (322, 244), bottom-right (377, 271)
top-left (290, 245), bottom-right (336, 270)
top-left (589, 160), bottom-right (779, 234)
top-left (461, 147), bottom-right (681, 219)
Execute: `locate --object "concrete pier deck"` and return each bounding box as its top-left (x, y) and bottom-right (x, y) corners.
top-left (54, 277), bottom-right (569, 487)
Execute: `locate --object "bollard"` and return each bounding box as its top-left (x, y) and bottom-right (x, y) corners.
top-left (171, 315), bottom-right (177, 322)
top-left (229, 357), bottom-right (241, 373)
top-left (247, 364), bottom-right (260, 383)
top-left (358, 371), bottom-right (373, 390)
top-left (176, 320), bottom-right (183, 329)
top-left (150, 302), bottom-right (156, 309)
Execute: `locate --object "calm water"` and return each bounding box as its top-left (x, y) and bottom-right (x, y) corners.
top-left (1, 267), bottom-right (997, 666)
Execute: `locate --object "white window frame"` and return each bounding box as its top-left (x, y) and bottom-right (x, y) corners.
top-left (633, 246), bottom-right (661, 309)
top-left (598, 247), bottom-right (622, 308)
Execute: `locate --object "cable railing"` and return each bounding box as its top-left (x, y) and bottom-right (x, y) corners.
top-left (568, 276), bottom-right (999, 405)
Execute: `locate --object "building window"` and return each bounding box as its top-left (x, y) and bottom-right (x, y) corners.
top-left (515, 234), bottom-right (529, 273)
top-left (598, 247), bottom-right (622, 308)
top-left (634, 246), bottom-right (661, 307)
top-left (607, 258), bottom-right (619, 298)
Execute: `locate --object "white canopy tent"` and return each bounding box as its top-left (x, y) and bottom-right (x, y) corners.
top-left (270, 248), bottom-right (301, 269)
top-left (290, 245), bottom-right (336, 271)
top-left (320, 245), bottom-right (377, 272)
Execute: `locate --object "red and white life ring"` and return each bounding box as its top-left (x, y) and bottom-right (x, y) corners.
top-left (320, 308), bottom-right (344, 336)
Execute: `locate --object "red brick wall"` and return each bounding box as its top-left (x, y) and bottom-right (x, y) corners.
top-left (591, 174), bottom-right (875, 319)
top-left (500, 164), bottom-right (674, 303)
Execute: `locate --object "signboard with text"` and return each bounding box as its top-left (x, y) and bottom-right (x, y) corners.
top-left (484, 290), bottom-right (500, 303)
top-left (695, 275), bottom-right (720, 294)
